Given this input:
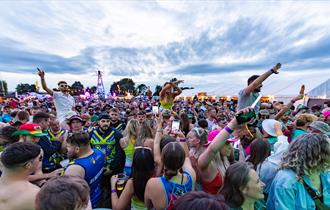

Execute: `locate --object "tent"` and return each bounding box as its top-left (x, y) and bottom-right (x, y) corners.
top-left (308, 78), bottom-right (330, 98)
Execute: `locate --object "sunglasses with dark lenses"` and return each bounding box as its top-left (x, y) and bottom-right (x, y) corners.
top-left (59, 84), bottom-right (68, 88)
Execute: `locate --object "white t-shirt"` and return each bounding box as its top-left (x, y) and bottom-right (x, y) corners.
top-left (53, 91), bottom-right (75, 122)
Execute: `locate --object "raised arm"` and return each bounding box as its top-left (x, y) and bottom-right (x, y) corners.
top-left (243, 63), bottom-right (281, 95)
top-left (198, 108), bottom-right (253, 170)
top-left (174, 130), bottom-right (196, 182)
top-left (37, 68), bottom-right (54, 96)
top-left (159, 83), bottom-right (172, 98)
top-left (275, 85), bottom-right (304, 120)
top-left (171, 81), bottom-right (183, 97)
top-left (154, 113), bottom-right (163, 176)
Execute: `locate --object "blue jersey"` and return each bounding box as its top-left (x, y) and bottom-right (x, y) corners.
top-left (38, 135), bottom-right (61, 172)
top-left (160, 171), bottom-right (193, 209)
top-left (89, 127), bottom-right (124, 171)
top-left (67, 149), bottom-right (105, 208)
top-left (110, 121), bottom-right (126, 133)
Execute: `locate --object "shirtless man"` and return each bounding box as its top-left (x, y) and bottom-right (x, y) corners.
top-left (0, 142), bottom-right (41, 210)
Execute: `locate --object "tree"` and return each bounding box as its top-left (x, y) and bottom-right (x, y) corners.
top-left (71, 81), bottom-right (84, 96)
top-left (90, 86), bottom-right (97, 94)
top-left (153, 85), bottom-right (162, 96)
top-left (110, 78), bottom-right (135, 95)
top-left (136, 84), bottom-right (148, 96)
top-left (0, 80), bottom-right (8, 96)
top-left (16, 83), bottom-right (36, 94)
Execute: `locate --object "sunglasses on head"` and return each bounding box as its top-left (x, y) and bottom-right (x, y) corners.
top-left (135, 146), bottom-right (152, 151)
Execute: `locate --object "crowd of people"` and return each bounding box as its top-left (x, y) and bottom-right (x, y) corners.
top-left (0, 64), bottom-right (329, 210)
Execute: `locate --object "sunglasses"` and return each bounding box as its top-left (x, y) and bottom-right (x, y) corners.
top-left (194, 127), bottom-right (204, 137)
top-left (59, 84), bottom-right (68, 88)
top-left (135, 146), bottom-right (152, 151)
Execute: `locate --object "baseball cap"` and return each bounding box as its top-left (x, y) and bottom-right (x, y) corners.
top-left (67, 115), bottom-right (84, 124)
top-left (162, 109), bottom-right (172, 117)
top-left (145, 108), bottom-right (152, 115)
top-left (98, 112), bottom-right (110, 121)
top-left (296, 104), bottom-right (309, 113)
top-left (12, 124), bottom-right (47, 137)
top-left (308, 121), bottom-right (330, 134)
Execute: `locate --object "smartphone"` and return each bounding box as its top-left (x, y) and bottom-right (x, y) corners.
top-left (152, 106), bottom-right (159, 114)
top-left (236, 95), bottom-right (261, 124)
top-left (171, 120), bottom-right (180, 132)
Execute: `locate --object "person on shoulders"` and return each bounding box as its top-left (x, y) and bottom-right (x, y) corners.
top-left (37, 68), bottom-right (75, 128)
top-left (238, 63), bottom-right (281, 113)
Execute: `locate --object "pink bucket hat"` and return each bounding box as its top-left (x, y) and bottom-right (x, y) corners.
top-left (204, 129), bottom-right (238, 147)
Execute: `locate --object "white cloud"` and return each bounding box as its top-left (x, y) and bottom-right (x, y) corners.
top-left (0, 1), bottom-right (330, 95)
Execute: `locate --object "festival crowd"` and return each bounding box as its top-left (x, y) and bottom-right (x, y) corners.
top-left (0, 64), bottom-right (329, 210)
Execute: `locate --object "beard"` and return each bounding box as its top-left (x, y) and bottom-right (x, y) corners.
top-left (254, 88), bottom-right (261, 93)
top-left (67, 152), bottom-right (78, 159)
top-left (100, 125), bottom-right (109, 131)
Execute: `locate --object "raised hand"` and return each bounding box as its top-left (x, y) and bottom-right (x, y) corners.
top-left (271, 63), bottom-right (282, 74)
top-left (37, 68), bottom-right (45, 79)
top-left (292, 85), bottom-right (305, 102)
top-left (155, 113), bottom-right (163, 129)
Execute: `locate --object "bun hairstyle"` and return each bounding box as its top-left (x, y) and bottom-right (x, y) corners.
top-left (193, 127), bottom-right (208, 145)
top-left (161, 142), bottom-right (185, 180)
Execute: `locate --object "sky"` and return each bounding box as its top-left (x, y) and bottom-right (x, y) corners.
top-left (0, 1), bottom-right (330, 96)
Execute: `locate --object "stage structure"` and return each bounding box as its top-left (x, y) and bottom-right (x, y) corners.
top-left (96, 70), bottom-right (105, 99)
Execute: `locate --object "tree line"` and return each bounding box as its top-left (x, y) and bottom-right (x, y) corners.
top-left (0, 78), bottom-right (164, 97)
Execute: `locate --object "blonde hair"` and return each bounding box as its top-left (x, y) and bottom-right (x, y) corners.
top-left (295, 113), bottom-right (318, 127)
top-left (125, 119), bottom-right (140, 140)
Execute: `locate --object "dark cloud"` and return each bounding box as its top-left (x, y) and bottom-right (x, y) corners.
top-left (0, 38), bottom-right (96, 74)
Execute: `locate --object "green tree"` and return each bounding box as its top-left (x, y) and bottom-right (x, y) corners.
top-left (16, 83), bottom-right (36, 94)
top-left (0, 80), bottom-right (8, 96)
top-left (136, 84), bottom-right (148, 96)
top-left (90, 86), bottom-right (97, 94)
top-left (71, 81), bottom-right (84, 96)
top-left (110, 78), bottom-right (135, 95)
top-left (153, 85), bottom-right (162, 96)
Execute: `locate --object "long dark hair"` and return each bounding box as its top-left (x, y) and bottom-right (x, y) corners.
top-left (132, 148), bottom-right (155, 201)
top-left (219, 162), bottom-right (252, 208)
top-left (161, 142), bottom-right (185, 180)
top-left (247, 138), bottom-right (271, 171)
top-left (180, 113), bottom-right (190, 136)
top-left (173, 191), bottom-right (229, 210)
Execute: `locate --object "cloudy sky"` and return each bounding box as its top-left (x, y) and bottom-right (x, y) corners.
top-left (0, 1), bottom-right (329, 96)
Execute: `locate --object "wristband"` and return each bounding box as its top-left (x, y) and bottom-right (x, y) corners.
top-left (111, 189), bottom-right (117, 193)
top-left (224, 126), bottom-right (234, 134)
top-left (271, 69), bottom-right (278, 74)
top-left (179, 139), bottom-right (186, 142)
